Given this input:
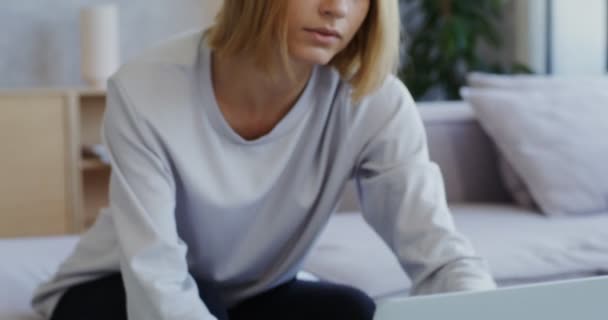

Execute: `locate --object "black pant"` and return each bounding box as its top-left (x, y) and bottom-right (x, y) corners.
top-left (50, 273), bottom-right (376, 320)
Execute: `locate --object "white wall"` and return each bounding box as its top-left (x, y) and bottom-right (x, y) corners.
top-left (514, 0), bottom-right (608, 75)
top-left (202, 0), bottom-right (223, 29)
top-left (0, 0), bottom-right (223, 88)
top-left (551, 0), bottom-right (607, 75)
top-left (514, 0), bottom-right (549, 73)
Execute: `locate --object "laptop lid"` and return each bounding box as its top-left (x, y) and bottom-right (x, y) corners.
top-left (375, 276), bottom-right (608, 320)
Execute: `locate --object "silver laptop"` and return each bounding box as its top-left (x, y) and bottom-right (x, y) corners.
top-left (375, 276), bottom-right (608, 320)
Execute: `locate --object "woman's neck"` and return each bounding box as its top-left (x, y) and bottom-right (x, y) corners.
top-left (212, 52), bottom-right (311, 114)
top-left (211, 52), bottom-right (313, 140)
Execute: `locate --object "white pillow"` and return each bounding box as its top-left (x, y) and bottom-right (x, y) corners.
top-left (462, 87), bottom-right (608, 216)
top-left (468, 72), bottom-right (608, 90)
top-left (498, 155), bottom-right (537, 210)
top-left (467, 72), bottom-right (608, 209)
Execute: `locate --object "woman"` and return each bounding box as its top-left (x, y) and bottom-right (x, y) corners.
top-left (33, 1), bottom-right (496, 319)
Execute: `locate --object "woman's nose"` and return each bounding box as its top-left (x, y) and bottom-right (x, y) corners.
top-left (319, 0), bottom-right (348, 19)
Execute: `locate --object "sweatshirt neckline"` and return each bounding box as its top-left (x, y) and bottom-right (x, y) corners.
top-left (196, 38), bottom-right (317, 146)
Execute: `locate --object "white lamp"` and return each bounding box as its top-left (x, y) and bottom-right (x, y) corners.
top-left (80, 4), bottom-right (120, 89)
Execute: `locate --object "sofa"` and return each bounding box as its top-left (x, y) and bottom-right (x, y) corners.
top-left (302, 101), bottom-right (608, 300)
top-left (3, 102), bottom-right (608, 319)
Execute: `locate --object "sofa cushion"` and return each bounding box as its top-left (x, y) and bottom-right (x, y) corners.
top-left (497, 156), bottom-right (537, 210)
top-left (303, 211), bottom-right (412, 298)
top-left (419, 104), bottom-right (510, 203)
top-left (302, 207), bottom-right (608, 298)
top-left (0, 236), bottom-right (79, 320)
top-left (451, 204), bottom-right (608, 280)
top-left (338, 103), bottom-right (511, 212)
top-left (462, 87), bottom-right (608, 216)
top-left (466, 73), bottom-right (608, 210)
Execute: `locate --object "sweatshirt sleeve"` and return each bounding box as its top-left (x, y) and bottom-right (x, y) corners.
top-left (102, 78), bottom-right (217, 320)
top-left (355, 80), bottom-right (497, 295)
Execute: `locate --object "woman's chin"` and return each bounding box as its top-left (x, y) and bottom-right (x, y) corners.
top-left (290, 48), bottom-right (337, 66)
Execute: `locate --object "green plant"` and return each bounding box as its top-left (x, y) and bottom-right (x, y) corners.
top-left (399, 0), bottom-right (531, 100)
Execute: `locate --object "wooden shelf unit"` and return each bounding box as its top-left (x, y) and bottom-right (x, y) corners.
top-left (77, 90), bottom-right (109, 230)
top-left (81, 158), bottom-right (110, 171)
top-left (0, 88), bottom-right (109, 237)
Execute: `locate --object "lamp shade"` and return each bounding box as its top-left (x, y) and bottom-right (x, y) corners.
top-left (80, 4), bottom-right (119, 89)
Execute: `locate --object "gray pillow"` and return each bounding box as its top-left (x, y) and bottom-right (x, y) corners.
top-left (497, 155), bottom-right (537, 210)
top-left (462, 87), bottom-right (608, 216)
top-left (466, 73), bottom-right (608, 209)
top-left (467, 72), bottom-right (608, 90)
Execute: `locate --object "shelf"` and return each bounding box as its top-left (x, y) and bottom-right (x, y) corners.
top-left (0, 87), bottom-right (106, 97)
top-left (0, 88), bottom-right (110, 235)
top-left (80, 158), bottom-right (110, 171)
top-left (77, 88), bottom-right (106, 98)
top-left (80, 95), bottom-right (106, 147)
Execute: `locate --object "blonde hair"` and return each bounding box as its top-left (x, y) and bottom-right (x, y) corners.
top-left (205, 0), bottom-right (401, 101)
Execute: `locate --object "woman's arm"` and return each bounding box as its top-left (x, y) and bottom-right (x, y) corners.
top-left (103, 78), bottom-right (216, 320)
top-left (355, 79), bottom-right (496, 295)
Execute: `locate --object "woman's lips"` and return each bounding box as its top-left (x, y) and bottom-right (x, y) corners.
top-left (304, 28), bottom-right (341, 45)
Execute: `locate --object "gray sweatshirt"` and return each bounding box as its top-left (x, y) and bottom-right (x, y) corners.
top-left (32, 30), bottom-right (496, 320)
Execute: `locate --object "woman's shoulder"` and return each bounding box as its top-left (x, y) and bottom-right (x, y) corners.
top-left (107, 29), bottom-right (205, 116)
top-left (357, 75), bottom-right (415, 113)
top-left (119, 29), bottom-right (205, 73)
top-left (335, 73), bottom-right (417, 130)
